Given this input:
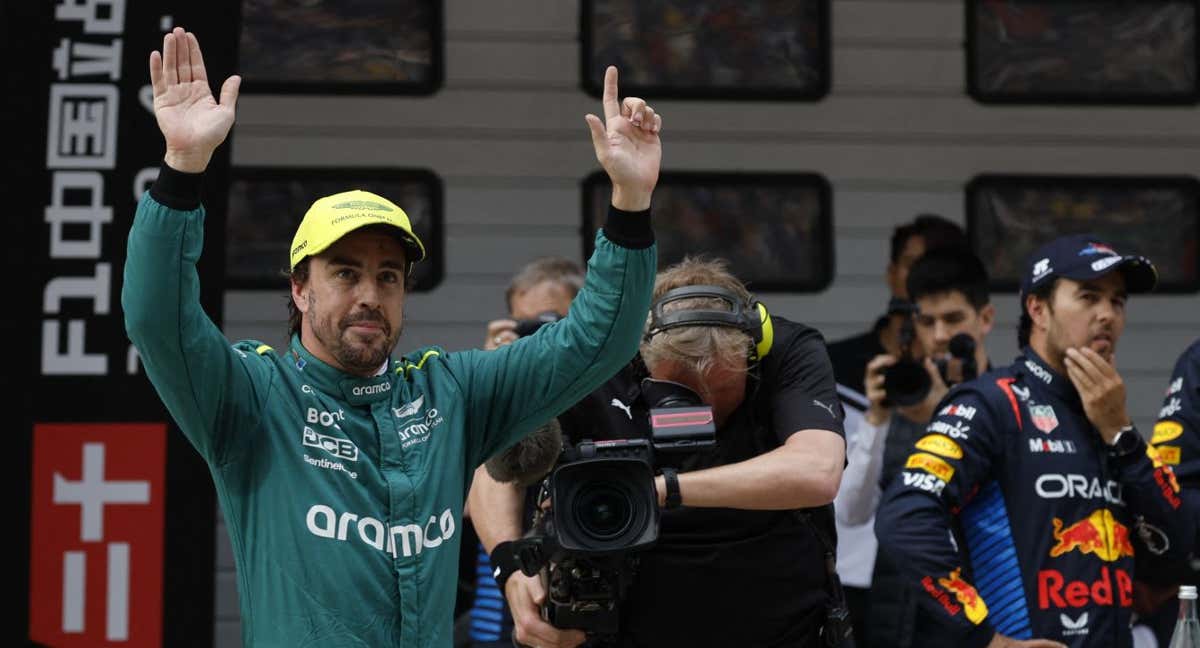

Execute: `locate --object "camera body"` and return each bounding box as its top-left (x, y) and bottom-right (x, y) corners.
top-left (512, 379), bottom-right (716, 636)
top-left (883, 326), bottom-right (978, 407)
top-left (515, 311), bottom-right (562, 337)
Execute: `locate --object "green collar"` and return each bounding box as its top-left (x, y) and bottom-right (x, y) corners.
top-left (288, 335), bottom-right (397, 406)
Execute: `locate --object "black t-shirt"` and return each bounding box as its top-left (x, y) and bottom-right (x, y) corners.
top-left (559, 317), bottom-right (845, 648)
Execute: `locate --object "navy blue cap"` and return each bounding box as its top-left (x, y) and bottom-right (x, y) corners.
top-left (1019, 234), bottom-right (1157, 304)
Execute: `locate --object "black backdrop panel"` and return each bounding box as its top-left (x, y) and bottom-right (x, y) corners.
top-left (9, 3), bottom-right (240, 646)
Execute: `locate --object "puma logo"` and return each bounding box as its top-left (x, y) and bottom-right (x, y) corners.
top-left (610, 398), bottom-right (632, 419)
top-left (813, 399), bottom-right (838, 420)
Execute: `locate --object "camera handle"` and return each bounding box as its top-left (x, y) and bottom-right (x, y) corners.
top-left (508, 536), bottom-right (550, 577)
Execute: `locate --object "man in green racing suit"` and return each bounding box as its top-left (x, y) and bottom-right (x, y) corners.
top-left (122, 27), bottom-right (664, 647)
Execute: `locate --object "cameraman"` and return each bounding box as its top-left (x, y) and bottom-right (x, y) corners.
top-left (470, 258), bottom-right (846, 648)
top-left (835, 249), bottom-right (995, 647)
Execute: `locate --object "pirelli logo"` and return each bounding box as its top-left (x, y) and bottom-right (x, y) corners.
top-left (1156, 446), bottom-right (1181, 465)
top-left (906, 452), bottom-right (955, 482)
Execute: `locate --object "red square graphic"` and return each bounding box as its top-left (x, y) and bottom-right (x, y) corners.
top-left (30, 423), bottom-right (166, 647)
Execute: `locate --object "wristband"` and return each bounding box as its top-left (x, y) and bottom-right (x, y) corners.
top-left (661, 467), bottom-right (682, 509)
top-left (488, 541), bottom-right (521, 591)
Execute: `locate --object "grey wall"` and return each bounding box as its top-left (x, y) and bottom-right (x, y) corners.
top-left (213, 1), bottom-right (1200, 644)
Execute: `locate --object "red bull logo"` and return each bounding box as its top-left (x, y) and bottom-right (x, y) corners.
top-left (1145, 445), bottom-right (1183, 509)
top-left (1038, 567), bottom-right (1132, 609)
top-left (1048, 509), bottom-right (1134, 562)
top-left (936, 568), bottom-right (989, 624)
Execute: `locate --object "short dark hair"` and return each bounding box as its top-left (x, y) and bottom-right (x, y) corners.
top-left (890, 214), bottom-right (967, 264)
top-left (1018, 278), bottom-right (1060, 348)
top-left (505, 257), bottom-right (584, 313)
top-left (906, 249), bottom-right (991, 310)
top-left (287, 258), bottom-right (311, 340)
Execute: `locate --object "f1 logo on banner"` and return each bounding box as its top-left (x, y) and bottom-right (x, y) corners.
top-left (29, 423), bottom-right (165, 647)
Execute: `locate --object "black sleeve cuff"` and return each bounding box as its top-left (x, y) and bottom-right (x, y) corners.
top-left (148, 160), bottom-right (204, 211)
top-left (600, 205), bottom-right (654, 249)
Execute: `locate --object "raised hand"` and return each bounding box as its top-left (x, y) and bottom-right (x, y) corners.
top-left (585, 67), bottom-right (662, 212)
top-left (149, 27), bottom-right (240, 173)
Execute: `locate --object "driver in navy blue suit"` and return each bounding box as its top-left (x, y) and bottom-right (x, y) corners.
top-left (876, 235), bottom-right (1188, 648)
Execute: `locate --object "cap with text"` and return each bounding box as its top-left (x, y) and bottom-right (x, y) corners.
top-left (289, 190), bottom-right (426, 271)
top-left (1019, 234), bottom-right (1157, 307)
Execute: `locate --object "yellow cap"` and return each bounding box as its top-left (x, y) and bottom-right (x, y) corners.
top-left (289, 190), bottom-right (426, 271)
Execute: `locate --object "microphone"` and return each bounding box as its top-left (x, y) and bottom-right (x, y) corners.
top-left (484, 418), bottom-right (563, 487)
top-left (949, 333), bottom-right (978, 383)
top-left (949, 332), bottom-right (975, 358)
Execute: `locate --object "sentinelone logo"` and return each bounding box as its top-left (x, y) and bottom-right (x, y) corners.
top-left (306, 504), bottom-right (455, 558)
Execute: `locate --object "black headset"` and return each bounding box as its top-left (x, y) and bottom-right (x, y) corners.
top-left (644, 285), bottom-right (774, 361)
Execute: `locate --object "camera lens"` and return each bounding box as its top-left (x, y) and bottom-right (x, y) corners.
top-left (574, 483), bottom-right (633, 540)
top-left (882, 359), bottom-right (932, 407)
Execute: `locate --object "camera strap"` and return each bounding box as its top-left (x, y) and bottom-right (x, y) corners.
top-left (795, 507), bottom-right (853, 647)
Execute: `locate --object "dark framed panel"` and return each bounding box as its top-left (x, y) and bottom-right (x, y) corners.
top-left (967, 174), bottom-right (1200, 292)
top-left (238, 0), bottom-right (443, 94)
top-left (580, 0), bottom-right (830, 101)
top-left (226, 167), bottom-right (444, 291)
top-left (582, 171), bottom-right (834, 292)
top-left (967, 0), bottom-right (1199, 105)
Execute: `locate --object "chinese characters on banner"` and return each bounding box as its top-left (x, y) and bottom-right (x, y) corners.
top-left (13, 0), bottom-right (240, 645)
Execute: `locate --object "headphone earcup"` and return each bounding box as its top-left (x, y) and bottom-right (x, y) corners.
top-left (752, 301), bottom-right (773, 361)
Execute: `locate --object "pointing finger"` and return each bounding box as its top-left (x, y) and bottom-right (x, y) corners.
top-left (601, 66), bottom-right (620, 121)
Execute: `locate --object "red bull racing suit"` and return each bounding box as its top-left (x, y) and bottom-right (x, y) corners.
top-left (1149, 338), bottom-right (1200, 572)
top-left (875, 348), bottom-right (1187, 647)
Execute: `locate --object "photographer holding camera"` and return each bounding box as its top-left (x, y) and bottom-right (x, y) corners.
top-left (825, 215), bottom-right (966, 639)
top-left (835, 249), bottom-right (996, 647)
top-left (470, 257), bottom-right (847, 648)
